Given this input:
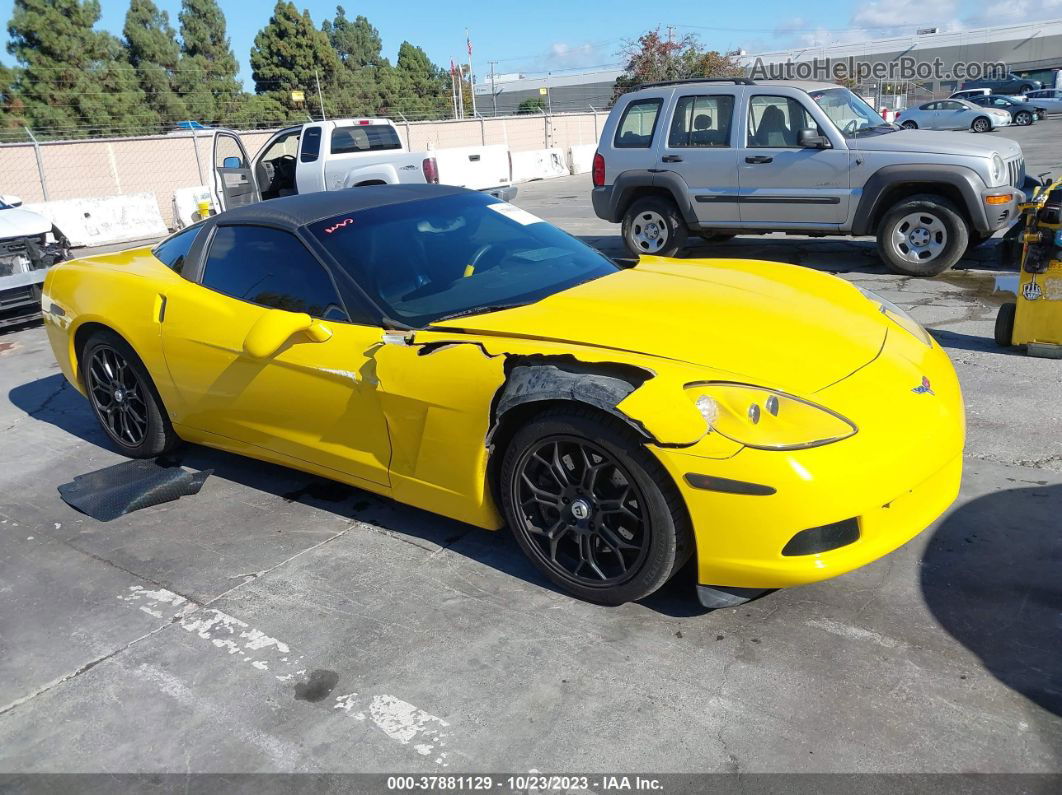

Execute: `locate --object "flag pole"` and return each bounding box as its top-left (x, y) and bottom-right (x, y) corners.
top-left (466, 29), bottom-right (477, 117)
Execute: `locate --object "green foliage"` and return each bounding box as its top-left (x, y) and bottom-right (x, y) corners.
top-left (123, 0), bottom-right (187, 126)
top-left (321, 4), bottom-right (398, 118)
top-left (251, 1), bottom-right (340, 119)
top-left (392, 41), bottom-right (450, 119)
top-left (177, 0), bottom-right (242, 125)
top-left (613, 27), bottom-right (742, 101)
top-left (517, 97), bottom-right (545, 114)
top-left (7, 0), bottom-right (154, 137)
top-left (0, 63), bottom-right (26, 133)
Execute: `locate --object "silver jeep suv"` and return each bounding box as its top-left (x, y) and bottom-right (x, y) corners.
top-left (591, 78), bottom-right (1026, 276)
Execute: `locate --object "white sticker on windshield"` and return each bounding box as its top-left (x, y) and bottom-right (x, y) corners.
top-left (487, 202), bottom-right (544, 226)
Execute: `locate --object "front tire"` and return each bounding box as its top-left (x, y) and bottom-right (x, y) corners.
top-left (1015, 111), bottom-right (1033, 126)
top-left (971, 116), bottom-right (991, 133)
top-left (81, 329), bottom-right (179, 458)
top-left (621, 196), bottom-right (688, 258)
top-left (499, 407), bottom-right (692, 605)
top-left (877, 195), bottom-right (970, 276)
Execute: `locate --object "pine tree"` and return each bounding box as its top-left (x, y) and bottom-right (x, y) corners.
top-left (251, 2), bottom-right (341, 119)
top-left (7, 0), bottom-right (153, 137)
top-left (0, 63), bottom-right (26, 136)
top-left (124, 0), bottom-right (187, 126)
top-left (393, 41), bottom-right (449, 119)
top-left (321, 5), bottom-right (399, 117)
top-left (177, 0), bottom-right (242, 124)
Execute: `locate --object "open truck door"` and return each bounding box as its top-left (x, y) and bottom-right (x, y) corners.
top-left (213, 131), bottom-right (260, 211)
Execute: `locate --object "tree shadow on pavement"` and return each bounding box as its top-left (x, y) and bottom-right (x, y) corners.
top-left (8, 374), bottom-right (709, 616)
top-left (921, 483), bottom-right (1062, 719)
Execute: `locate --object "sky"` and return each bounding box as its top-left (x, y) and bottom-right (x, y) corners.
top-left (1, 0), bottom-right (1061, 87)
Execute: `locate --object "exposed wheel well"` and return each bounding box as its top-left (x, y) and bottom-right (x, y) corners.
top-left (616, 186), bottom-right (681, 223)
top-left (869, 185), bottom-right (970, 235)
top-left (72, 321), bottom-right (113, 385)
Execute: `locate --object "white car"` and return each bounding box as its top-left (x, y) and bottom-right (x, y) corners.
top-left (0, 194), bottom-right (68, 328)
top-left (896, 99), bottom-right (1012, 132)
top-left (1024, 89), bottom-right (1062, 114)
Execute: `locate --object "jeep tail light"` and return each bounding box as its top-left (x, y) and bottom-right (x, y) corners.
top-left (592, 152), bottom-right (605, 187)
top-left (423, 157), bottom-right (439, 184)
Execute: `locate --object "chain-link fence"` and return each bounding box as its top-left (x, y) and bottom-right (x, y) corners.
top-left (0, 111), bottom-right (609, 229)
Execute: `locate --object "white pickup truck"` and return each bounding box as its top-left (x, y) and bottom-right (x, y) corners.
top-left (198, 118), bottom-right (516, 218)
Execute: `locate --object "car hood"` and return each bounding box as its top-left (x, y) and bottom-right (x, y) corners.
top-left (430, 258), bottom-right (889, 394)
top-left (851, 129), bottom-right (1022, 159)
top-left (0, 206), bottom-right (51, 239)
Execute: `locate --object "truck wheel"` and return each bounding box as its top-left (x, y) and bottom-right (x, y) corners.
top-left (621, 196), bottom-right (688, 258)
top-left (877, 195), bottom-right (970, 276)
top-left (994, 303), bottom-right (1016, 347)
top-left (971, 116), bottom-right (991, 133)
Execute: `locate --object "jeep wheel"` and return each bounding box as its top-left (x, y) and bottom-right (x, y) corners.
top-left (877, 195), bottom-right (970, 276)
top-left (901, 120), bottom-right (918, 129)
top-left (971, 116), bottom-right (991, 133)
top-left (621, 197), bottom-right (688, 258)
top-left (1014, 111), bottom-right (1033, 126)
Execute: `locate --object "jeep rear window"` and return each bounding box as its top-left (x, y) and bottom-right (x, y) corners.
top-left (614, 99), bottom-right (662, 148)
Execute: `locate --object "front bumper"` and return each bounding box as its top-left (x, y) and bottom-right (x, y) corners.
top-left (980, 187), bottom-right (1023, 232)
top-left (650, 331), bottom-right (965, 590)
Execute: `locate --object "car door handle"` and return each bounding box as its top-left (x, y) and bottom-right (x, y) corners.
top-left (745, 156), bottom-right (773, 164)
top-left (662, 155), bottom-right (683, 163)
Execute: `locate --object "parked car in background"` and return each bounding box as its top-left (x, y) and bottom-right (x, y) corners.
top-left (966, 94), bottom-right (1045, 125)
top-left (184, 119), bottom-right (515, 223)
top-left (0, 194), bottom-right (68, 329)
top-left (592, 78), bottom-right (1026, 276)
top-left (1024, 88), bottom-right (1062, 114)
top-left (949, 88), bottom-right (992, 101)
top-left (961, 72), bottom-right (1043, 95)
top-left (895, 99), bottom-right (1011, 132)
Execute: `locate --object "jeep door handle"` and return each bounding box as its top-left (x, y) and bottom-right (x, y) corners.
top-left (662, 155), bottom-right (683, 163)
top-left (745, 156), bottom-right (774, 164)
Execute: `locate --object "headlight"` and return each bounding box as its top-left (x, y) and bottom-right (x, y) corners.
top-left (689, 383), bottom-right (857, 451)
top-left (858, 287), bottom-right (932, 346)
top-left (991, 153), bottom-right (1005, 185)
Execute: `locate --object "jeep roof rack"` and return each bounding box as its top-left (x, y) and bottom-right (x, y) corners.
top-left (634, 77), bottom-right (756, 89)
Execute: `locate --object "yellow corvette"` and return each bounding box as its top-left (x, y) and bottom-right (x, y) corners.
top-left (41, 186), bottom-right (964, 608)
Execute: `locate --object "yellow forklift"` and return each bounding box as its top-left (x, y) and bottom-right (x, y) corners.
top-left (995, 175), bottom-right (1062, 358)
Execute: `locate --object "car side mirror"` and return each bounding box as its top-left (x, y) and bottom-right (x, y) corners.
top-left (222, 156), bottom-right (243, 169)
top-left (243, 310), bottom-right (332, 359)
top-left (797, 128), bottom-right (829, 149)
top-left (1, 193), bottom-right (24, 207)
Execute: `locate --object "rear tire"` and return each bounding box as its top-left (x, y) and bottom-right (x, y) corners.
top-left (901, 120), bottom-right (918, 129)
top-left (80, 329), bottom-right (180, 458)
top-left (621, 196), bottom-right (688, 258)
top-left (499, 407), bottom-right (693, 605)
top-left (994, 302), bottom-right (1016, 347)
top-left (876, 194), bottom-right (970, 276)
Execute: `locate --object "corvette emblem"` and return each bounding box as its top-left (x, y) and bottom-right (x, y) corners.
top-left (912, 376), bottom-right (934, 396)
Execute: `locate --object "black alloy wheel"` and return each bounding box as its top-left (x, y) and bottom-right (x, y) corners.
top-left (86, 344), bottom-right (149, 447)
top-left (512, 435), bottom-right (651, 587)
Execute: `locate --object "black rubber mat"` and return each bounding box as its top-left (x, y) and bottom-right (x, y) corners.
top-left (58, 458), bottom-right (212, 522)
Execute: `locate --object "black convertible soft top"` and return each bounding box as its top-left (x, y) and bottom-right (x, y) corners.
top-left (214, 184), bottom-right (475, 231)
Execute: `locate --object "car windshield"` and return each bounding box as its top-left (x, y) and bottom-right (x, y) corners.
top-left (808, 87), bottom-right (894, 137)
top-left (309, 192), bottom-right (619, 327)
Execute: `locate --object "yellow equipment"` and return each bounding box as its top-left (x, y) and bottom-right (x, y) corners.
top-left (996, 175), bottom-right (1062, 358)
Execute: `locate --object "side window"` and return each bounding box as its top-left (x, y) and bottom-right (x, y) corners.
top-left (202, 225), bottom-right (348, 321)
top-left (920, 102), bottom-right (937, 111)
top-left (152, 226), bottom-right (199, 275)
top-left (300, 126), bottom-right (322, 163)
top-left (668, 95), bottom-right (735, 148)
top-left (613, 99), bottom-right (663, 148)
top-left (747, 95), bottom-right (817, 148)
top-left (215, 134), bottom-right (245, 168)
